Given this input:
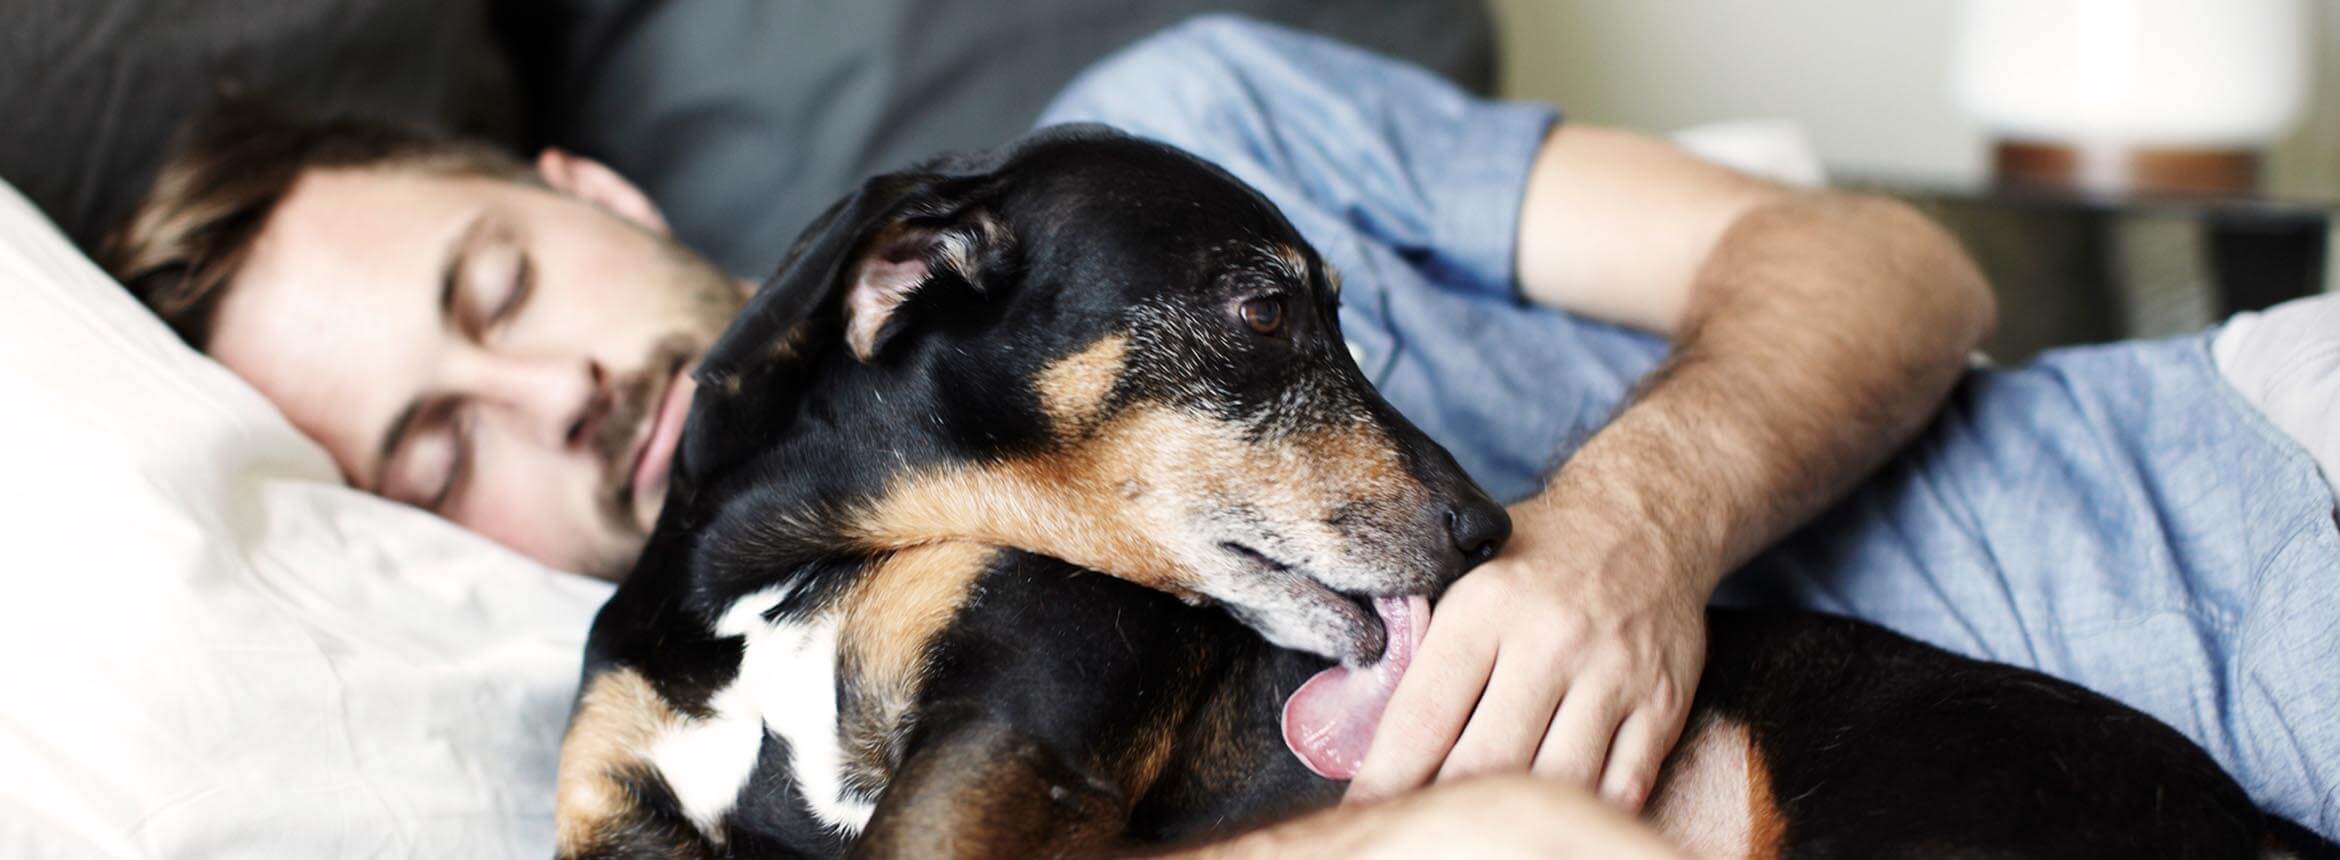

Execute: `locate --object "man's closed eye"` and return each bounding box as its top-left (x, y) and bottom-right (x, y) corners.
top-left (386, 399), bottom-right (475, 514)
top-left (462, 238), bottom-right (534, 337)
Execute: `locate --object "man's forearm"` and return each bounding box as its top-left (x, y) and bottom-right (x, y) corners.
top-left (1160, 776), bottom-right (1685, 859)
top-left (1522, 191), bottom-right (1995, 589)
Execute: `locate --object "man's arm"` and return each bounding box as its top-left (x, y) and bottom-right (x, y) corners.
top-left (1169, 775), bottom-right (1685, 859)
top-left (1039, 11), bottom-right (1992, 816)
top-left (1350, 125), bottom-right (1996, 807)
top-left (1520, 124), bottom-right (1994, 568)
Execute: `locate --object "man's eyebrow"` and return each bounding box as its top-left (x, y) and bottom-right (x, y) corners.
top-left (375, 212), bottom-right (488, 490)
top-left (440, 212), bottom-right (489, 323)
top-left (373, 401), bottom-right (422, 492)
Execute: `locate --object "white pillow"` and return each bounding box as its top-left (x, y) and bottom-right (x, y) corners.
top-left (0, 180), bottom-right (611, 857)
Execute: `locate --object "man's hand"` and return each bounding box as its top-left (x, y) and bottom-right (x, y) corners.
top-left (1347, 500), bottom-right (1706, 810)
top-left (1336, 124), bottom-right (1995, 811)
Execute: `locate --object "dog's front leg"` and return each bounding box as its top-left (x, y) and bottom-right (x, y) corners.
top-left (849, 718), bottom-right (1128, 860)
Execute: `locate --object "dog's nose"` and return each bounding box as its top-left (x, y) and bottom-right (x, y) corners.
top-left (1445, 499), bottom-right (1511, 566)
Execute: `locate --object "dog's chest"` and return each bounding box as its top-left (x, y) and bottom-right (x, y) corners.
top-left (649, 586), bottom-right (881, 838)
top-left (643, 545), bottom-right (994, 845)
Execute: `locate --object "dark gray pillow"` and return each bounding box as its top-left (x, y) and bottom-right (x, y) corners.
top-left (517, 1), bottom-right (1495, 278)
top-left (0, 0), bottom-right (520, 251)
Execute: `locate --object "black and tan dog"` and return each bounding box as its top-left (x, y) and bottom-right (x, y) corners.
top-left (555, 126), bottom-right (2326, 859)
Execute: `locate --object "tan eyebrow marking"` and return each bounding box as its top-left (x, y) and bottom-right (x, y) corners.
top-left (1269, 243), bottom-right (1309, 285)
top-left (1033, 333), bottom-right (1129, 439)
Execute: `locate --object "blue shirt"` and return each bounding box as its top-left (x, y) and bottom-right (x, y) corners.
top-left (1039, 15), bottom-right (2339, 833)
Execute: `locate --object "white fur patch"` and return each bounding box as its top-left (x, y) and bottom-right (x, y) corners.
top-left (648, 585), bottom-right (875, 839)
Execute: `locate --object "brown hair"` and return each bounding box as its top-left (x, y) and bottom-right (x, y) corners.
top-left (100, 98), bottom-right (537, 349)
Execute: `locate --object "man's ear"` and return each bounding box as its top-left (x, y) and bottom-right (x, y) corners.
top-left (841, 208), bottom-right (1009, 361)
top-left (536, 148), bottom-right (671, 235)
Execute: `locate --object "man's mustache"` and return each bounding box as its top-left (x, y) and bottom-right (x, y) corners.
top-left (594, 338), bottom-right (697, 498)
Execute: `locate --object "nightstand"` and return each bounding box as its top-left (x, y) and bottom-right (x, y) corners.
top-left (1843, 178), bottom-right (2336, 362)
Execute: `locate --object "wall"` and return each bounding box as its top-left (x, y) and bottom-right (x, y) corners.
top-left (1490, 0), bottom-right (2340, 198)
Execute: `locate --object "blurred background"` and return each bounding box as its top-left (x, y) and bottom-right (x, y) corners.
top-left (3, 0), bottom-right (2332, 361)
top-left (1495, 0), bottom-right (2339, 359)
top-left (1495, 1), bottom-right (2340, 197)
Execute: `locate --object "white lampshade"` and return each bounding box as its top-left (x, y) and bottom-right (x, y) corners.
top-left (1952, 0), bottom-right (2312, 148)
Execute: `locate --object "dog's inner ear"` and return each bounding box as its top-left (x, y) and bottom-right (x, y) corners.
top-left (843, 211), bottom-right (1003, 361)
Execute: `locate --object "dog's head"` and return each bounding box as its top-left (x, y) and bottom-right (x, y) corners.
top-left (672, 126), bottom-right (1508, 665)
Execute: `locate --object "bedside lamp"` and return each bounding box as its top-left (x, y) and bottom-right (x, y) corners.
top-left (1951, 0), bottom-right (2312, 196)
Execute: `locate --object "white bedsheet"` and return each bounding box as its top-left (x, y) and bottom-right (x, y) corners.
top-left (2215, 291), bottom-right (2340, 502)
top-left (0, 180), bottom-right (611, 858)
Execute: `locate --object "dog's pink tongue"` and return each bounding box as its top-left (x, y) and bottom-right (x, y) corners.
top-left (1280, 595), bottom-right (1430, 780)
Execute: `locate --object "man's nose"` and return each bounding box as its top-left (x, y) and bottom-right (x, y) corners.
top-left (447, 351), bottom-right (608, 449)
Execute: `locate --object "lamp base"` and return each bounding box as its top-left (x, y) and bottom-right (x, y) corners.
top-left (1992, 140), bottom-right (2261, 197)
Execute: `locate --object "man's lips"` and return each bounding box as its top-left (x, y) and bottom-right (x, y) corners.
top-left (625, 359), bottom-right (697, 512)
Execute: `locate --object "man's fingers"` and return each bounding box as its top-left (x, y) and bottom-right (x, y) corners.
top-left (1345, 624), bottom-right (1496, 804)
top-left (1431, 648), bottom-right (1568, 783)
top-left (1594, 708), bottom-right (1682, 812)
top-left (1528, 682), bottom-right (1626, 786)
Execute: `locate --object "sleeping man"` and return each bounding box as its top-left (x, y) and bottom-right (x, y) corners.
top-left (102, 16), bottom-right (2336, 846)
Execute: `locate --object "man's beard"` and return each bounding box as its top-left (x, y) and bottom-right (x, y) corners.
top-left (579, 234), bottom-right (748, 579)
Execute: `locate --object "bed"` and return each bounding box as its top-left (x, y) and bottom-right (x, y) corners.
top-left (0, 2), bottom-right (1495, 854)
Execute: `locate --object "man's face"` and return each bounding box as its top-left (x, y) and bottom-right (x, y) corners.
top-left (208, 160), bottom-right (744, 578)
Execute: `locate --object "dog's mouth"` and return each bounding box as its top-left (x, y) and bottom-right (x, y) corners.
top-left (1279, 594), bottom-right (1429, 781)
top-left (1220, 541), bottom-right (1390, 662)
top-left (1215, 540), bottom-right (1435, 780)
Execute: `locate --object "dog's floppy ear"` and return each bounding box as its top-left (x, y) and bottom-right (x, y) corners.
top-left (675, 166), bottom-right (1012, 499)
top-left (840, 203), bottom-right (1011, 361)
top-left (701, 125), bottom-right (1135, 389)
top-left (698, 170), bottom-right (1009, 384)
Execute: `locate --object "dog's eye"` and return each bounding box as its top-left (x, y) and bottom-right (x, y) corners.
top-left (1238, 296), bottom-right (1285, 336)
